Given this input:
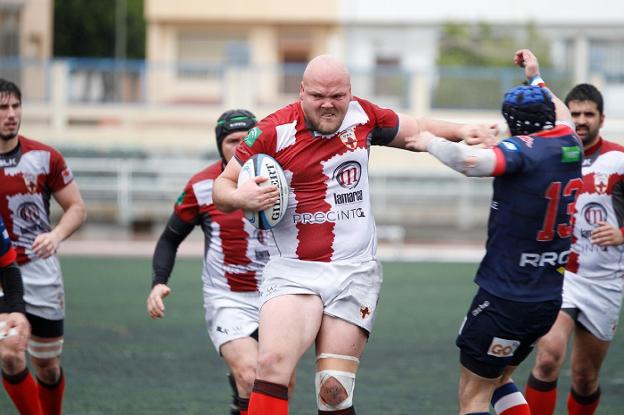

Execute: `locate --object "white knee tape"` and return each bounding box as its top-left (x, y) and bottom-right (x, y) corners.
top-left (315, 369), bottom-right (356, 411)
top-left (28, 339), bottom-right (64, 359)
top-left (315, 353), bottom-right (359, 411)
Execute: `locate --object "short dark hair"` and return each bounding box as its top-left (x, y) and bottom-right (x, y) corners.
top-left (564, 83), bottom-right (603, 114)
top-left (0, 78), bottom-right (22, 102)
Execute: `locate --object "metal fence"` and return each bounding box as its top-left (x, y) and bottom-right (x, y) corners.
top-left (61, 156), bottom-right (494, 243)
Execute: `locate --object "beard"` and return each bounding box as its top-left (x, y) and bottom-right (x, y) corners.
top-left (311, 111), bottom-right (345, 135)
top-left (0, 122), bottom-right (19, 141)
top-left (0, 132), bottom-right (18, 141)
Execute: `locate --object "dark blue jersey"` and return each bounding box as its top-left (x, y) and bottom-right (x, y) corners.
top-left (475, 124), bottom-right (583, 302)
top-left (0, 216), bottom-right (16, 267)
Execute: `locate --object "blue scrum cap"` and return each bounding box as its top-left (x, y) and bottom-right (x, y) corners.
top-left (501, 85), bottom-right (555, 136)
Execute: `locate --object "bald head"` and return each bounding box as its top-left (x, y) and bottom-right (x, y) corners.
top-left (302, 55), bottom-right (351, 88)
top-left (300, 55), bottom-right (352, 135)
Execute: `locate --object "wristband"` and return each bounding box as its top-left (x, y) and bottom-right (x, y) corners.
top-left (529, 75), bottom-right (546, 88)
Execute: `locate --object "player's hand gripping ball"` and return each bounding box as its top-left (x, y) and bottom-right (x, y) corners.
top-left (237, 154), bottom-right (289, 230)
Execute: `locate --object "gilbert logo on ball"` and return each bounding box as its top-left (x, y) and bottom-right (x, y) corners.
top-left (237, 154), bottom-right (289, 230)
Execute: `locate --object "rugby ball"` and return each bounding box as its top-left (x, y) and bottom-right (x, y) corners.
top-left (237, 154), bottom-right (289, 230)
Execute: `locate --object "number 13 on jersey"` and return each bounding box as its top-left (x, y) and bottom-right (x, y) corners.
top-left (537, 178), bottom-right (584, 241)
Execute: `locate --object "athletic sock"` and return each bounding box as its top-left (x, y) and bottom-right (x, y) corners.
top-left (567, 386), bottom-right (600, 415)
top-left (228, 373), bottom-right (241, 415)
top-left (248, 379), bottom-right (288, 415)
top-left (525, 372), bottom-right (557, 415)
top-left (37, 368), bottom-right (65, 415)
top-left (2, 368), bottom-right (44, 415)
top-left (491, 382), bottom-right (530, 414)
top-left (239, 397), bottom-right (249, 415)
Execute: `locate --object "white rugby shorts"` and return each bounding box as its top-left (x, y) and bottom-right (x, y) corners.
top-left (203, 285), bottom-right (261, 352)
top-left (259, 257), bottom-right (383, 333)
top-left (21, 256), bottom-right (65, 320)
top-left (562, 270), bottom-right (624, 341)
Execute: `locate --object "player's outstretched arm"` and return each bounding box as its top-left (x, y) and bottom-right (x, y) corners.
top-left (390, 114), bottom-right (498, 149)
top-left (213, 159), bottom-right (279, 213)
top-left (405, 131), bottom-right (497, 177)
top-left (514, 49), bottom-right (572, 125)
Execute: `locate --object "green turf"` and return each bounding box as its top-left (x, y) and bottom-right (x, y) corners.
top-left (1, 257), bottom-right (623, 414)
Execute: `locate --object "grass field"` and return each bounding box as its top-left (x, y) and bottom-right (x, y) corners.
top-left (1, 257), bottom-right (623, 414)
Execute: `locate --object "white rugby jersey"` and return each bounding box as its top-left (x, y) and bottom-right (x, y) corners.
top-left (175, 161), bottom-right (278, 292)
top-left (567, 138), bottom-right (624, 278)
top-left (0, 136), bottom-right (74, 265)
top-left (235, 97), bottom-right (399, 262)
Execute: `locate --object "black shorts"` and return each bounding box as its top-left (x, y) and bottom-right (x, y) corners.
top-left (456, 288), bottom-right (561, 379)
top-left (26, 312), bottom-right (64, 338)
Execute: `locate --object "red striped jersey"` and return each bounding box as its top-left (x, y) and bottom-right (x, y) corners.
top-left (175, 161), bottom-right (277, 292)
top-left (0, 136), bottom-right (74, 265)
top-left (566, 138), bottom-right (624, 278)
top-left (234, 97), bottom-right (399, 262)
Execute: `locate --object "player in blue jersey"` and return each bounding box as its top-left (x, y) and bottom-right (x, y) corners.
top-left (406, 49), bottom-right (583, 415)
top-left (0, 217), bottom-right (37, 414)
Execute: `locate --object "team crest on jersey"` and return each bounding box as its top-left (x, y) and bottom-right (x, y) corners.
top-left (22, 173), bottom-right (38, 193)
top-left (338, 126), bottom-right (358, 150)
top-left (360, 305), bottom-right (371, 319)
top-left (594, 172), bottom-right (609, 194)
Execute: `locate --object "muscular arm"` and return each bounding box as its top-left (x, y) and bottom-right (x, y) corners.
top-left (515, 49), bottom-right (573, 127)
top-left (389, 114), bottom-right (498, 149)
top-left (32, 181), bottom-right (87, 258)
top-left (151, 214), bottom-right (195, 286)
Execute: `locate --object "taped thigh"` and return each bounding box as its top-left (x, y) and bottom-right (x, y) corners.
top-left (28, 339), bottom-right (64, 359)
top-left (315, 353), bottom-right (359, 411)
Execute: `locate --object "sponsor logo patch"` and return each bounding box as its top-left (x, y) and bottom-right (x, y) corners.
top-left (561, 146), bottom-right (581, 163)
top-left (582, 202), bottom-right (607, 225)
top-left (292, 208), bottom-right (366, 224)
top-left (487, 337), bottom-right (520, 358)
top-left (333, 161), bottom-right (362, 189)
top-left (244, 127), bottom-right (263, 147)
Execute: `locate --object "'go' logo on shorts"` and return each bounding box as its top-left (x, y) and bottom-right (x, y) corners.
top-left (487, 337), bottom-right (520, 357)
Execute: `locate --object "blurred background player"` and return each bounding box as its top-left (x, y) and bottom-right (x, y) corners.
top-left (405, 49), bottom-right (583, 415)
top-left (0, 215), bottom-right (38, 414)
top-left (524, 84), bottom-right (624, 415)
top-left (213, 54), bottom-right (497, 415)
top-left (0, 78), bottom-right (87, 415)
top-left (146, 109), bottom-right (283, 415)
